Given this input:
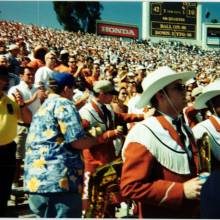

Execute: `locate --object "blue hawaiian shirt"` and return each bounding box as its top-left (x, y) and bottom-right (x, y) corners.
top-left (24, 93), bottom-right (85, 194)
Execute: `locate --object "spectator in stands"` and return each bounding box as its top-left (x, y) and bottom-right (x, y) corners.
top-left (34, 51), bottom-right (57, 87)
top-left (28, 45), bottom-right (48, 71)
top-left (6, 44), bottom-right (21, 76)
top-left (68, 55), bottom-right (84, 77)
top-left (0, 65), bottom-right (32, 217)
top-left (111, 83), bottom-right (128, 114)
top-left (54, 49), bottom-right (70, 72)
top-left (135, 65), bottom-right (147, 84)
top-left (24, 73), bottom-right (115, 218)
top-left (0, 55), bottom-right (20, 91)
top-left (0, 41), bottom-right (7, 55)
top-left (8, 66), bottom-right (42, 188)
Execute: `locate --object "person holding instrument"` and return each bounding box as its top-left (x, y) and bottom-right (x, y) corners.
top-left (192, 78), bottom-right (220, 172)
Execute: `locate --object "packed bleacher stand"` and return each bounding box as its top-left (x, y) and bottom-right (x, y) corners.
top-left (1, 19), bottom-right (220, 217)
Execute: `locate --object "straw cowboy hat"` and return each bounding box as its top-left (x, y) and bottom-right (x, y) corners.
top-left (194, 78), bottom-right (220, 110)
top-left (136, 66), bottom-right (195, 108)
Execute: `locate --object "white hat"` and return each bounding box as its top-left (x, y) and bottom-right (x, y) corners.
top-left (8, 44), bottom-right (19, 51)
top-left (194, 79), bottom-right (220, 109)
top-left (136, 65), bottom-right (146, 71)
top-left (127, 72), bottom-right (135, 77)
top-left (136, 66), bottom-right (195, 108)
top-left (60, 49), bottom-right (69, 55)
top-left (94, 59), bottom-right (100, 65)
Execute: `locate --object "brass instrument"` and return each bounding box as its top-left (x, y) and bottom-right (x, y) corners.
top-left (84, 158), bottom-right (123, 218)
top-left (197, 132), bottom-right (211, 173)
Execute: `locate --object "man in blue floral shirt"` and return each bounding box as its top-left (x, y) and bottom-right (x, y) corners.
top-left (24, 72), bottom-right (108, 218)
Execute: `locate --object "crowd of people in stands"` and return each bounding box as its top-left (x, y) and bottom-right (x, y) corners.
top-left (1, 20), bottom-right (220, 218)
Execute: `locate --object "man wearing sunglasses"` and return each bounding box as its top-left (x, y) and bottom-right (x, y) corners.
top-left (120, 66), bottom-right (203, 218)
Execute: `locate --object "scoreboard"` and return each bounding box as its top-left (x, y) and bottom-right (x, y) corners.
top-left (150, 2), bottom-right (197, 39)
top-left (206, 27), bottom-right (220, 45)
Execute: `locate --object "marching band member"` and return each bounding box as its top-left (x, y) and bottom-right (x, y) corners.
top-left (192, 78), bottom-right (220, 171)
top-left (120, 66), bottom-right (203, 218)
top-left (79, 80), bottom-right (144, 216)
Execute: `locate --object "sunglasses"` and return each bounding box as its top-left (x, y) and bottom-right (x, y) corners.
top-left (173, 83), bottom-right (186, 92)
top-left (121, 92), bottom-right (128, 95)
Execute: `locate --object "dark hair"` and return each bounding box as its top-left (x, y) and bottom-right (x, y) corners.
top-left (60, 53), bottom-right (69, 63)
top-left (19, 66), bottom-right (34, 75)
top-left (0, 65), bottom-right (9, 77)
top-left (34, 48), bottom-right (48, 61)
top-left (93, 91), bottom-right (100, 97)
top-left (206, 95), bottom-right (220, 114)
top-left (136, 82), bottom-right (143, 93)
top-left (150, 95), bottom-right (159, 108)
top-left (86, 56), bottom-right (94, 63)
top-left (150, 89), bottom-right (166, 108)
top-left (75, 76), bottom-right (86, 91)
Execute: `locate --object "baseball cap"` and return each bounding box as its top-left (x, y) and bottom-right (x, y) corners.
top-left (93, 80), bottom-right (118, 95)
top-left (50, 72), bottom-right (75, 87)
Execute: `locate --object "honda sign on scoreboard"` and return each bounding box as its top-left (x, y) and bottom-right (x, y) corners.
top-left (96, 20), bottom-right (139, 39)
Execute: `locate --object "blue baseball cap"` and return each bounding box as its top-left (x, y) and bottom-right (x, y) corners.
top-left (50, 72), bottom-right (75, 87)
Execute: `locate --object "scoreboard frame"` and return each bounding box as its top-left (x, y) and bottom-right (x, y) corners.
top-left (150, 2), bottom-right (197, 39)
top-left (206, 27), bottom-right (220, 46)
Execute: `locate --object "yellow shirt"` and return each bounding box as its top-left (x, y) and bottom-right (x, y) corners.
top-left (0, 94), bottom-right (20, 146)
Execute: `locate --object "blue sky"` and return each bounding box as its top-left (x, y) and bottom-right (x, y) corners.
top-left (0, 1), bottom-right (220, 38)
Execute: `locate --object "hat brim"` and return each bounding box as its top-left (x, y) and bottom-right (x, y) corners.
top-left (136, 71), bottom-right (194, 109)
top-left (194, 90), bottom-right (220, 109)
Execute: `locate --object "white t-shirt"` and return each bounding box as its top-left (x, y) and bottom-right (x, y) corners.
top-left (8, 80), bottom-right (41, 115)
top-left (34, 66), bottom-right (54, 87)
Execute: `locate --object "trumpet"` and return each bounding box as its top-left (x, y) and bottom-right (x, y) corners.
top-left (197, 132), bottom-right (211, 173)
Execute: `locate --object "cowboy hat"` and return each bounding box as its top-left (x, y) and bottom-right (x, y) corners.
top-left (136, 66), bottom-right (195, 108)
top-left (194, 78), bottom-right (220, 110)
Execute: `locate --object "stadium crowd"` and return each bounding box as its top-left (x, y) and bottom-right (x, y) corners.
top-left (1, 20), bottom-right (220, 218)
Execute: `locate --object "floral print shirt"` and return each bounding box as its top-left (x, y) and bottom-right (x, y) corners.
top-left (24, 93), bottom-right (85, 194)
